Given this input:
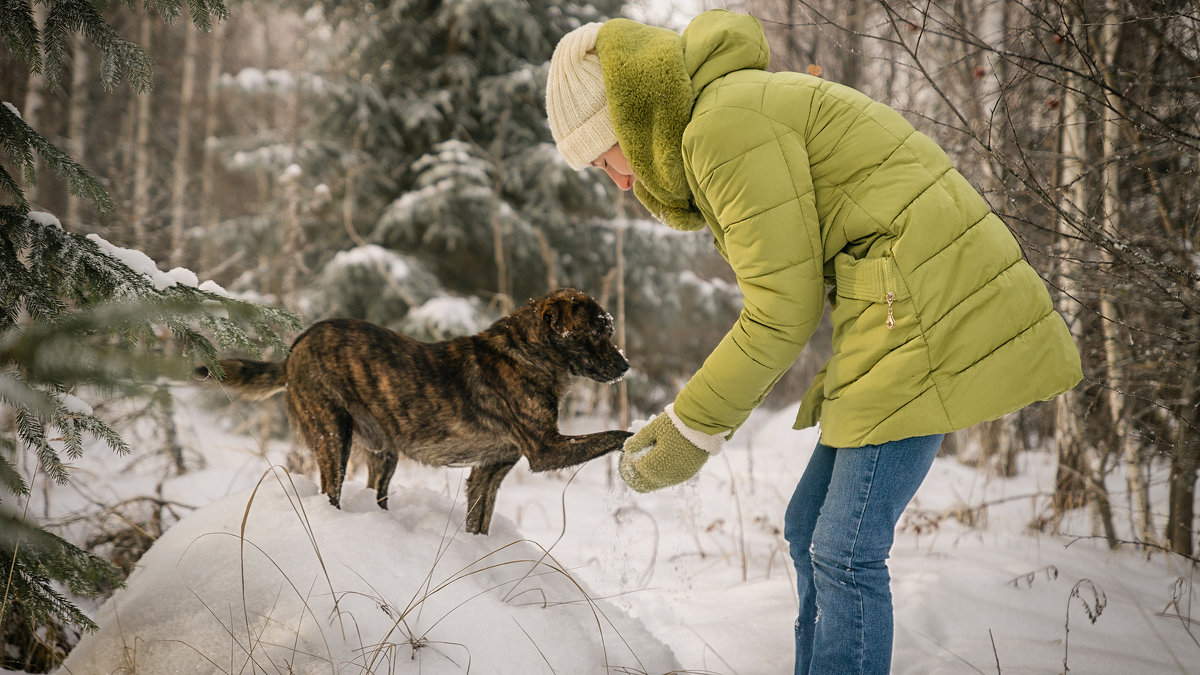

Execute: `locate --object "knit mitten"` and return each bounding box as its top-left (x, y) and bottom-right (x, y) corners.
top-left (619, 404), bottom-right (725, 493)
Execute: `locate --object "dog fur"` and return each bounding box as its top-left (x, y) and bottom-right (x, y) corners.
top-left (197, 288), bottom-right (632, 534)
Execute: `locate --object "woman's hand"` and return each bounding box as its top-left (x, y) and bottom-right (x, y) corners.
top-left (619, 404), bottom-right (724, 492)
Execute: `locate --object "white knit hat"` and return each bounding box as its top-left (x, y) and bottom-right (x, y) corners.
top-left (546, 22), bottom-right (618, 170)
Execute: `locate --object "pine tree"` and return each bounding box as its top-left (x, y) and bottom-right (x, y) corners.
top-left (0, 0), bottom-right (298, 654)
top-left (312, 0), bottom-right (630, 306)
top-left (300, 0), bottom-right (742, 413)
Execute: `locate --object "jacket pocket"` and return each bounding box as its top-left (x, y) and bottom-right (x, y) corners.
top-left (833, 252), bottom-right (911, 330)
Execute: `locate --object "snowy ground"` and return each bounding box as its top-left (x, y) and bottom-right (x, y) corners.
top-left (10, 386), bottom-right (1199, 674)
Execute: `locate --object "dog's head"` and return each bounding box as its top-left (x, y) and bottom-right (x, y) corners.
top-left (536, 289), bottom-right (630, 384)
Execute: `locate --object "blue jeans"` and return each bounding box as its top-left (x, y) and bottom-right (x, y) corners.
top-left (784, 434), bottom-right (943, 675)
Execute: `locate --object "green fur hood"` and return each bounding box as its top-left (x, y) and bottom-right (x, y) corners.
top-left (596, 10), bottom-right (767, 231)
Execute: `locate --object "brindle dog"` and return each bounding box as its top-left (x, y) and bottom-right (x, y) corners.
top-left (198, 288), bottom-right (632, 534)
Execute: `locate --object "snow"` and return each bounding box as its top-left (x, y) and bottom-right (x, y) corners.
top-left (85, 233), bottom-right (231, 300)
top-left (27, 211), bottom-right (61, 229)
top-left (266, 69), bottom-right (296, 90)
top-left (330, 245), bottom-right (412, 282)
top-left (231, 144), bottom-right (296, 170)
top-left (223, 68), bottom-right (294, 92)
top-left (626, 0), bottom-right (710, 31)
top-left (328, 243), bottom-right (422, 289)
top-left (678, 268), bottom-right (736, 298)
top-left (408, 296), bottom-right (481, 335)
top-left (227, 67), bottom-right (267, 91)
top-left (58, 470), bottom-right (678, 674)
top-left (87, 233), bottom-right (180, 291)
top-left (12, 388), bottom-right (1198, 674)
top-left (3, 101), bottom-right (21, 118)
top-left (167, 266), bottom-right (199, 288)
top-left (390, 186), bottom-right (433, 215)
top-left (199, 279), bottom-right (231, 298)
top-left (59, 394), bottom-right (93, 416)
top-left (280, 162), bottom-right (303, 183)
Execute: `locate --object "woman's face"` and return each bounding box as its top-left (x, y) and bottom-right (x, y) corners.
top-left (590, 143), bottom-right (635, 191)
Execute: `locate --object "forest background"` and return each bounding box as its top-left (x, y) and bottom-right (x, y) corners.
top-left (1, 0), bottom-right (1198, 670)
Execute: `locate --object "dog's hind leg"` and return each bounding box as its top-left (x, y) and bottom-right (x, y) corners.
top-left (365, 451), bottom-right (399, 510)
top-left (288, 389), bottom-right (354, 508)
top-left (465, 461), bottom-right (517, 535)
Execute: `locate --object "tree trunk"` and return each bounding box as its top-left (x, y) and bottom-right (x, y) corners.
top-left (270, 43), bottom-right (306, 308)
top-left (22, 5), bottom-right (48, 205)
top-left (978, 415), bottom-right (1018, 478)
top-left (782, 0), bottom-right (817, 72)
top-left (953, 0), bottom-right (987, 140)
top-left (1096, 2), bottom-right (1156, 549)
top-left (1166, 436), bottom-right (1198, 556)
top-left (131, 15), bottom-right (154, 251)
top-left (615, 207), bottom-right (628, 432)
top-left (1052, 58), bottom-right (1089, 516)
top-left (490, 110), bottom-right (512, 309)
top-left (839, 1), bottom-right (864, 90)
top-left (66, 35), bottom-right (90, 224)
top-left (199, 20), bottom-right (225, 275)
top-left (273, 175), bottom-right (304, 307)
top-left (1166, 309), bottom-right (1200, 555)
top-left (158, 386), bottom-right (186, 475)
top-left (1054, 15), bottom-right (1117, 547)
top-left (170, 18), bottom-right (199, 266)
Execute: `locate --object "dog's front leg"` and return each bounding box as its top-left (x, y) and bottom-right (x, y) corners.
top-left (465, 461), bottom-right (517, 535)
top-left (524, 430), bottom-right (632, 473)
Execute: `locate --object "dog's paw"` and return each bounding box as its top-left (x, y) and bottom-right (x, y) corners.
top-left (604, 429), bottom-right (634, 452)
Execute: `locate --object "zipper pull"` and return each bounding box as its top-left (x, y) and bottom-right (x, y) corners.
top-left (883, 256), bottom-right (897, 330)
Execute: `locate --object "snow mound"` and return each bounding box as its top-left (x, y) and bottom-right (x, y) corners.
top-left (59, 471), bottom-right (679, 674)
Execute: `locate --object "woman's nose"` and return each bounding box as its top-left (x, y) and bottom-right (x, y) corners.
top-left (606, 167), bottom-right (633, 191)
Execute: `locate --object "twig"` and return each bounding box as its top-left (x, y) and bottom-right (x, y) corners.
top-left (1160, 576), bottom-right (1200, 649)
top-left (1064, 534), bottom-right (1200, 564)
top-left (1009, 564), bottom-right (1059, 588)
top-left (1063, 578), bottom-right (1107, 672)
top-left (989, 628), bottom-right (1002, 675)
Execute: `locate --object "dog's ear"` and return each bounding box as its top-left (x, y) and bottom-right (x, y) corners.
top-left (539, 296), bottom-right (575, 337)
top-left (540, 300), bottom-right (561, 334)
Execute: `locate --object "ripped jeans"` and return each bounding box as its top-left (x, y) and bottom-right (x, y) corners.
top-left (784, 435), bottom-right (943, 675)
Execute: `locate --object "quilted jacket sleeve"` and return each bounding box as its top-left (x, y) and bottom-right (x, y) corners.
top-left (672, 106), bottom-right (826, 436)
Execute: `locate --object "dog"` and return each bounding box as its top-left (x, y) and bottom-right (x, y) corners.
top-left (197, 288), bottom-right (632, 535)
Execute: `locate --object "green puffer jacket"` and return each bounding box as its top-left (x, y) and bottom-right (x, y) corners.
top-left (595, 10), bottom-right (1082, 448)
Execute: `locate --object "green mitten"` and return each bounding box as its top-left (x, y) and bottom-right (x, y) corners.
top-left (619, 404), bottom-right (725, 493)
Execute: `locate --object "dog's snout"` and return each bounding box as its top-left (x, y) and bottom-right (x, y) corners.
top-left (616, 350), bottom-right (631, 373)
top-left (597, 344), bottom-right (631, 384)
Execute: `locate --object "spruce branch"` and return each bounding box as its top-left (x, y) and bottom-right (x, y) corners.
top-left (42, 0), bottom-right (154, 92)
top-left (0, 450), bottom-right (28, 498)
top-left (0, 102), bottom-right (114, 215)
top-left (0, 514), bottom-right (124, 631)
top-left (0, 0), bottom-right (41, 71)
top-left (0, 165), bottom-right (27, 213)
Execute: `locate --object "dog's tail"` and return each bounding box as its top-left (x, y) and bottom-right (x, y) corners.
top-left (195, 359), bottom-right (287, 399)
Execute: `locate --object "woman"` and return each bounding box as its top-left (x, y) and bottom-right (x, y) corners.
top-left (545, 10), bottom-right (1081, 674)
